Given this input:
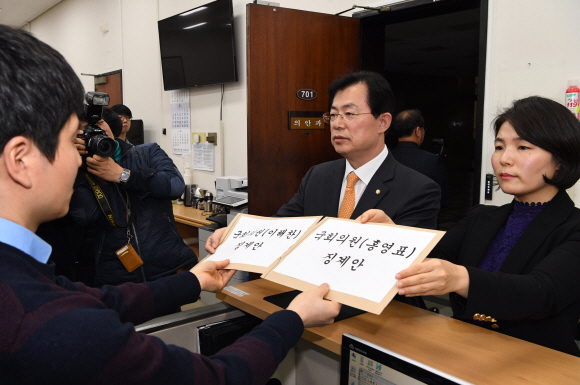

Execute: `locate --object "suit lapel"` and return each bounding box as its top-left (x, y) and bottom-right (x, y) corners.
top-left (462, 204), bottom-right (513, 267)
top-left (324, 159), bottom-right (346, 217)
top-left (500, 190), bottom-right (573, 273)
top-left (350, 154), bottom-right (395, 219)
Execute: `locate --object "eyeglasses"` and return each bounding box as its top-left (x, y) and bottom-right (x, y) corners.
top-left (322, 112), bottom-right (373, 123)
top-left (118, 115), bottom-right (131, 121)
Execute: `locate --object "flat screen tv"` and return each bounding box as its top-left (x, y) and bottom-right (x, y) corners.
top-left (158, 0), bottom-right (237, 90)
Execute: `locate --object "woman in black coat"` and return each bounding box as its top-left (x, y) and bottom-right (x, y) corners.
top-left (365, 96), bottom-right (580, 356)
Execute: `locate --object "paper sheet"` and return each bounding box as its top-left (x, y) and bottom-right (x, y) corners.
top-left (267, 218), bottom-right (441, 305)
top-left (203, 215), bottom-right (322, 273)
top-left (193, 142), bottom-right (214, 171)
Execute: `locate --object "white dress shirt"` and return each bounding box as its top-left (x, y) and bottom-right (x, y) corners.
top-left (338, 145), bottom-right (389, 213)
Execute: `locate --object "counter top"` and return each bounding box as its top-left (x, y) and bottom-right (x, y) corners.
top-left (217, 279), bottom-right (580, 384)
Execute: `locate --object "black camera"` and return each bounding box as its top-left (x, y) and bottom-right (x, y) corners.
top-left (78, 92), bottom-right (116, 158)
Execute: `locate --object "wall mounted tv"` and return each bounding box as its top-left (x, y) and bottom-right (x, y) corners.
top-left (158, 0), bottom-right (237, 90)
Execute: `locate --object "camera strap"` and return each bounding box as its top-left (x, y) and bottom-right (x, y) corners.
top-left (83, 172), bottom-right (123, 228)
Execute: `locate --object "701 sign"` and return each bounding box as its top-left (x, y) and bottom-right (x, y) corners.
top-left (297, 88), bottom-right (317, 101)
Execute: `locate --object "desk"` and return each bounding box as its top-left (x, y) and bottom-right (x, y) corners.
top-left (217, 279), bottom-right (580, 384)
top-left (172, 204), bottom-right (213, 258)
top-left (172, 204), bottom-right (213, 227)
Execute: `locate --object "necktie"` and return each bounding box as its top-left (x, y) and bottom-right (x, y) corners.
top-left (338, 172), bottom-right (360, 219)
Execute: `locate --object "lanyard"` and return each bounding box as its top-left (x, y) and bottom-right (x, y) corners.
top-left (83, 173), bottom-right (133, 229)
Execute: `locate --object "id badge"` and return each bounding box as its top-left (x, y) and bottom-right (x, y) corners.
top-left (115, 243), bottom-right (143, 272)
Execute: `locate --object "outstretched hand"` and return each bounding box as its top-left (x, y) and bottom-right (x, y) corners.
top-left (395, 258), bottom-right (470, 298)
top-left (287, 283), bottom-right (341, 328)
top-left (205, 227), bottom-right (227, 254)
top-left (356, 209), bottom-right (395, 225)
top-left (190, 259), bottom-right (237, 293)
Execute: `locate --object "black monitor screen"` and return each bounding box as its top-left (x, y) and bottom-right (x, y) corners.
top-left (341, 334), bottom-right (472, 385)
top-left (158, 0), bottom-right (237, 90)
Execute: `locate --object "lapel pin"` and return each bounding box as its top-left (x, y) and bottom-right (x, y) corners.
top-left (376, 189), bottom-right (380, 194)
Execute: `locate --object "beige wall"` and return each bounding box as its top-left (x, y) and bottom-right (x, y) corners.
top-left (26, 0), bottom-right (580, 204)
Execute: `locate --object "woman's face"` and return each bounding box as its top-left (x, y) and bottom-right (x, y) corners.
top-left (492, 121), bottom-right (559, 203)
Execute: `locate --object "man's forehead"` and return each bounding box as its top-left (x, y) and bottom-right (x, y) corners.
top-left (331, 83), bottom-right (368, 110)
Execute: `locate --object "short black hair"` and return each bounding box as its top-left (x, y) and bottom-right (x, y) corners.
top-left (494, 96), bottom-right (580, 190)
top-left (328, 71), bottom-right (394, 118)
top-left (103, 108), bottom-right (123, 138)
top-left (110, 104), bottom-right (132, 119)
top-left (392, 109), bottom-right (424, 138)
top-left (0, 25), bottom-right (84, 162)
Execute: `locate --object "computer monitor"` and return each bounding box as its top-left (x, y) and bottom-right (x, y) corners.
top-left (340, 334), bottom-right (472, 385)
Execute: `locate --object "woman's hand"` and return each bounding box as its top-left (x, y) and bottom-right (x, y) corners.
top-left (395, 258), bottom-right (470, 298)
top-left (205, 227), bottom-right (227, 254)
top-left (356, 209), bottom-right (395, 225)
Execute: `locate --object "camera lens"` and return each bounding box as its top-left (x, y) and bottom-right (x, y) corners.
top-left (88, 135), bottom-right (116, 158)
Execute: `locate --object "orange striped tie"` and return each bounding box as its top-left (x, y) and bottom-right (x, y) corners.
top-left (338, 172), bottom-right (360, 219)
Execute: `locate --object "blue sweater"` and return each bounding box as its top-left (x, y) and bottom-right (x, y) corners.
top-left (0, 242), bottom-right (304, 384)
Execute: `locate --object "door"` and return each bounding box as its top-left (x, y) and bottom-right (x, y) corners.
top-left (95, 70), bottom-right (123, 107)
top-left (247, 4), bottom-right (360, 216)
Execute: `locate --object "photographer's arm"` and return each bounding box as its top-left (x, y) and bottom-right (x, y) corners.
top-left (123, 143), bottom-right (185, 199)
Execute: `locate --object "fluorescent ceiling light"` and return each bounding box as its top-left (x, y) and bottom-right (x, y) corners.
top-left (180, 7), bottom-right (207, 16)
top-left (184, 22), bottom-right (207, 29)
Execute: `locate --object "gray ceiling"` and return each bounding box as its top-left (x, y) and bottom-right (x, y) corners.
top-left (0, 0), bottom-right (61, 28)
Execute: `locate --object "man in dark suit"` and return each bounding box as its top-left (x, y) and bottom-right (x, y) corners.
top-left (207, 72), bottom-right (440, 251)
top-left (391, 109), bottom-right (451, 208)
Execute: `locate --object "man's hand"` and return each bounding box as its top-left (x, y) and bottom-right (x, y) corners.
top-left (287, 283), bottom-right (341, 328)
top-left (395, 258), bottom-right (470, 298)
top-left (86, 155), bottom-right (124, 182)
top-left (75, 129), bottom-right (88, 156)
top-left (190, 259), bottom-right (236, 293)
top-left (205, 227), bottom-right (227, 254)
top-left (356, 209), bottom-right (395, 225)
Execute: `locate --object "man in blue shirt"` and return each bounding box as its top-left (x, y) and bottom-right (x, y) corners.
top-left (0, 24), bottom-right (340, 385)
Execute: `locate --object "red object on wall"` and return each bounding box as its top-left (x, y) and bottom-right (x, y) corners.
top-left (565, 80), bottom-right (580, 120)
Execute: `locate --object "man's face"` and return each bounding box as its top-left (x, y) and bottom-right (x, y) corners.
top-left (330, 84), bottom-right (390, 167)
top-left (118, 114), bottom-right (131, 135)
top-left (36, 114), bottom-right (82, 221)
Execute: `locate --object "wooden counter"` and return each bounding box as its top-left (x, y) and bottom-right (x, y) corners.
top-left (217, 279), bottom-right (580, 384)
top-left (172, 204), bottom-right (213, 227)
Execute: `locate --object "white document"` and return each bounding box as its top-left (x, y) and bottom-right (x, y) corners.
top-left (271, 218), bottom-right (438, 303)
top-left (192, 142), bottom-right (214, 171)
top-left (204, 215), bottom-right (321, 272)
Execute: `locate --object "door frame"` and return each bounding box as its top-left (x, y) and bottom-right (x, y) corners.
top-left (359, 0), bottom-right (488, 206)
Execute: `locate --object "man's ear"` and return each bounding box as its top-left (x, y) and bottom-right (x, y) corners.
top-left (2, 136), bottom-right (35, 189)
top-left (414, 126), bottom-right (422, 138)
top-left (378, 112), bottom-right (392, 134)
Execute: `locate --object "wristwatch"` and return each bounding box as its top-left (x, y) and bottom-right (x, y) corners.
top-left (119, 168), bottom-right (130, 184)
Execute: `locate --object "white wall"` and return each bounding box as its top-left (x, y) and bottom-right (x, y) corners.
top-left (482, 0), bottom-right (580, 206)
top-left (28, 0), bottom-right (381, 194)
top-left (26, 0), bottom-right (580, 203)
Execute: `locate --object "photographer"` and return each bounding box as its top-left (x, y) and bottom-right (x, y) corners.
top-left (69, 101), bottom-right (197, 286)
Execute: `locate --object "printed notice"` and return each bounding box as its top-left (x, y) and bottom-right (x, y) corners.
top-left (193, 142), bottom-right (214, 172)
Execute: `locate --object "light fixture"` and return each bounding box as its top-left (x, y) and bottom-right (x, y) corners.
top-left (180, 7), bottom-right (207, 16)
top-left (184, 22), bottom-right (207, 29)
